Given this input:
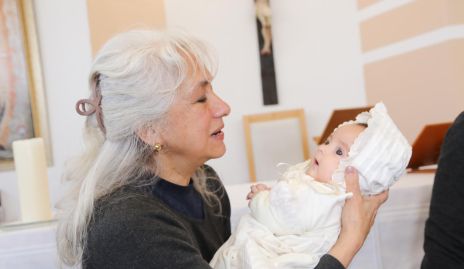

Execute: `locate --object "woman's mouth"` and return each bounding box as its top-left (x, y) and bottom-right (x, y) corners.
top-left (211, 129), bottom-right (224, 140)
top-left (211, 130), bottom-right (222, 135)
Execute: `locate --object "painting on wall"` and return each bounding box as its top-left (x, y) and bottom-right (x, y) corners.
top-left (0, 0), bottom-right (52, 170)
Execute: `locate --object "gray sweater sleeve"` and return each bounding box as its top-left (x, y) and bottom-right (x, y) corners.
top-left (314, 254), bottom-right (345, 269)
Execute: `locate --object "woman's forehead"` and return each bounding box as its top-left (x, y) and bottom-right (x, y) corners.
top-left (181, 64), bottom-right (212, 92)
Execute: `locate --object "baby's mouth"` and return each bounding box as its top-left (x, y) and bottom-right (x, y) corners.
top-left (315, 159), bottom-right (319, 166)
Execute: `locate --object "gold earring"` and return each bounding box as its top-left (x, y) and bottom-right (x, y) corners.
top-left (153, 143), bottom-right (163, 153)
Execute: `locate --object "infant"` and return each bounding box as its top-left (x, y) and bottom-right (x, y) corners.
top-left (210, 103), bottom-right (412, 269)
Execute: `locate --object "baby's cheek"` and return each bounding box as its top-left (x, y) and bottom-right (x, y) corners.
top-left (313, 166), bottom-right (329, 182)
top-left (326, 161), bottom-right (342, 181)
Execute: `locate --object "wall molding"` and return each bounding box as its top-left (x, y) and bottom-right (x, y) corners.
top-left (363, 25), bottom-right (464, 64)
top-left (358, 0), bottom-right (413, 22)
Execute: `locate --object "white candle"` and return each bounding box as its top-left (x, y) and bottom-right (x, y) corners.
top-left (12, 138), bottom-right (52, 222)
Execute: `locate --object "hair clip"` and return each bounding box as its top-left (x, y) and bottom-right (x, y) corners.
top-left (75, 86), bottom-right (106, 134)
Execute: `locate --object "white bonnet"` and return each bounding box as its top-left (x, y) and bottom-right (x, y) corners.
top-left (331, 102), bottom-right (412, 195)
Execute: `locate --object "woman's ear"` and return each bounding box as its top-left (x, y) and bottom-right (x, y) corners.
top-left (136, 125), bottom-right (159, 146)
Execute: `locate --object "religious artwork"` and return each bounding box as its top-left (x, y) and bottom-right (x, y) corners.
top-left (0, 0), bottom-right (51, 170)
top-left (255, 0), bottom-right (278, 105)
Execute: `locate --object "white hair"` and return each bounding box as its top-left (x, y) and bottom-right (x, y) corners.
top-left (56, 29), bottom-right (221, 266)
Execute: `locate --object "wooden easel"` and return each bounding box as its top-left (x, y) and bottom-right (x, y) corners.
top-left (407, 122), bottom-right (452, 173)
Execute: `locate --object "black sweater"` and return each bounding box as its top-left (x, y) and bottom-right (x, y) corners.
top-left (421, 111), bottom-right (464, 268)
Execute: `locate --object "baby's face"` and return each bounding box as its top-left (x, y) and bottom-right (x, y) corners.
top-left (307, 124), bottom-right (365, 182)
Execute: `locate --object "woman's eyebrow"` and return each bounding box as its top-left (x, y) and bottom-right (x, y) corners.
top-left (191, 79), bottom-right (210, 92)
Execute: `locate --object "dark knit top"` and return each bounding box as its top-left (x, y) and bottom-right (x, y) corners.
top-left (151, 178), bottom-right (205, 220)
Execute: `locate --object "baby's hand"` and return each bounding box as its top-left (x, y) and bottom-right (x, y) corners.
top-left (246, 183), bottom-right (271, 201)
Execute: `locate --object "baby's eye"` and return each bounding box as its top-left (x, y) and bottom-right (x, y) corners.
top-left (336, 148), bottom-right (343, 156)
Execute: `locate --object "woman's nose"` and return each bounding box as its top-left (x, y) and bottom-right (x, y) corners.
top-left (213, 94), bottom-right (231, 117)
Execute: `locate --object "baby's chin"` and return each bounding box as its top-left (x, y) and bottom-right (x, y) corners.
top-left (306, 170), bottom-right (330, 183)
top-left (314, 177), bottom-right (332, 183)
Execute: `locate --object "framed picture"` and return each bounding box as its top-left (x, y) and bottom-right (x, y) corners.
top-left (243, 109), bottom-right (310, 182)
top-left (0, 0), bottom-right (52, 170)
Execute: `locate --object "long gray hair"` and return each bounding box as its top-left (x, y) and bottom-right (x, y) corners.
top-left (56, 29), bottom-right (220, 266)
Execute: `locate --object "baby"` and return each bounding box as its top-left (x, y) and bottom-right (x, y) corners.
top-left (210, 103), bottom-right (412, 269)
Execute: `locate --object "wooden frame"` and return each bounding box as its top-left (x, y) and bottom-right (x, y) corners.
top-left (243, 109), bottom-right (310, 182)
top-left (0, 0), bottom-right (52, 170)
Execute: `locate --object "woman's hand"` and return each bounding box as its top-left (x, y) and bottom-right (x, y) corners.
top-left (246, 183), bottom-right (271, 201)
top-left (329, 166), bottom-right (389, 268)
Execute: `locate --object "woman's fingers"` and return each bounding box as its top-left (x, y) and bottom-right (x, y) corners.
top-left (329, 166), bottom-right (391, 267)
top-left (371, 189), bottom-right (389, 205)
top-left (344, 166), bottom-right (361, 198)
top-left (366, 189), bottom-right (388, 227)
top-left (341, 166), bottom-right (390, 236)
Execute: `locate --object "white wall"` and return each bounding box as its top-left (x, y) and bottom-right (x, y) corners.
top-left (0, 0), bottom-right (366, 222)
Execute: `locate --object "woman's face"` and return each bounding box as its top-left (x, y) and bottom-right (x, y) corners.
top-left (159, 65), bottom-right (231, 169)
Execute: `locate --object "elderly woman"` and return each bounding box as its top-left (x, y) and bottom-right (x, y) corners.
top-left (57, 30), bottom-right (387, 269)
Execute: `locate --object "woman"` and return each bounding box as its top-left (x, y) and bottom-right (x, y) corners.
top-left (57, 29), bottom-right (387, 269)
top-left (421, 111), bottom-right (464, 268)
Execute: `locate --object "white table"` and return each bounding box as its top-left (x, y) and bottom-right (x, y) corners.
top-left (0, 220), bottom-right (61, 269)
top-left (225, 172), bottom-right (435, 269)
top-left (0, 172), bottom-right (434, 269)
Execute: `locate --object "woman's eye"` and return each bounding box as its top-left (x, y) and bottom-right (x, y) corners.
top-left (336, 148), bottom-right (343, 156)
top-left (197, 96), bottom-right (207, 103)
top-left (324, 140), bottom-right (329, 145)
